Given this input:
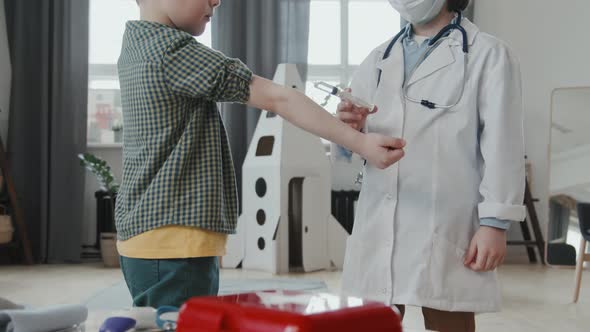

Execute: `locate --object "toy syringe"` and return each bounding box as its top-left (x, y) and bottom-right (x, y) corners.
top-left (314, 82), bottom-right (377, 114)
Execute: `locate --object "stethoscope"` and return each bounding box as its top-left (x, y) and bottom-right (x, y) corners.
top-left (155, 306), bottom-right (179, 331)
top-left (355, 12), bottom-right (469, 186)
top-left (377, 11), bottom-right (469, 110)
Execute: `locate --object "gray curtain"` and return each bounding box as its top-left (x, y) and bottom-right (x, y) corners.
top-left (5, 0), bottom-right (88, 263)
top-left (212, 0), bottom-right (310, 210)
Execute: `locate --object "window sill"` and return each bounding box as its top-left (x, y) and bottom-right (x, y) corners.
top-left (87, 143), bottom-right (123, 149)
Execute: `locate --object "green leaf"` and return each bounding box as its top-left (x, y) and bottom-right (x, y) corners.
top-left (77, 153), bottom-right (119, 193)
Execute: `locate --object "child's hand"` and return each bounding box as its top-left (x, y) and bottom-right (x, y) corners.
top-left (464, 226), bottom-right (507, 272)
top-left (336, 89), bottom-right (376, 131)
top-left (360, 133), bottom-right (405, 169)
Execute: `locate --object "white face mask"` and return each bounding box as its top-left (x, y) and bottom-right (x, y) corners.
top-left (388, 0), bottom-right (446, 25)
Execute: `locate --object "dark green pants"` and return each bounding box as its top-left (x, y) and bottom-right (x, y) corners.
top-left (120, 256), bottom-right (219, 308)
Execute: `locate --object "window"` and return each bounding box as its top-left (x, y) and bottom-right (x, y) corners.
top-left (255, 136), bottom-right (276, 156)
top-left (306, 0), bottom-right (400, 114)
top-left (87, 0), bottom-right (211, 145)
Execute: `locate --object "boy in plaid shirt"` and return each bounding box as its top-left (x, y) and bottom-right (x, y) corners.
top-left (116, 0), bottom-right (405, 308)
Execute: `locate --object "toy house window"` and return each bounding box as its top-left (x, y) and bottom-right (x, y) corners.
top-left (255, 136), bottom-right (275, 156)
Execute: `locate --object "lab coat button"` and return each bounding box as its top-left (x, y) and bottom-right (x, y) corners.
top-left (386, 194), bottom-right (394, 200)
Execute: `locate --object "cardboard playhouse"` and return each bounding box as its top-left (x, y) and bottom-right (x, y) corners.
top-left (222, 64), bottom-right (349, 274)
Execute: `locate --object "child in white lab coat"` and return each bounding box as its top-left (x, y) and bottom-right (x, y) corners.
top-left (334, 0), bottom-right (525, 331)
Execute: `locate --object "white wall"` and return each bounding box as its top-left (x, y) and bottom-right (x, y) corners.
top-left (549, 87), bottom-right (590, 200)
top-left (475, 0), bottom-right (590, 259)
top-left (82, 146), bottom-right (123, 246)
top-left (0, 0), bottom-right (11, 145)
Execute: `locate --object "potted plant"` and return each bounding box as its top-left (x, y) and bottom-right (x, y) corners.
top-left (78, 153), bottom-right (120, 268)
top-left (112, 120), bottom-right (123, 143)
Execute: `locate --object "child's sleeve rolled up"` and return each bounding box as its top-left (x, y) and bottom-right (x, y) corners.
top-left (163, 37), bottom-right (253, 103)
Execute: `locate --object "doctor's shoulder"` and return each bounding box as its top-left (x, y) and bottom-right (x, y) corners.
top-left (473, 32), bottom-right (522, 68)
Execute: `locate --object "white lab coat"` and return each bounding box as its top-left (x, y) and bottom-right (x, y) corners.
top-left (338, 18), bottom-right (526, 313)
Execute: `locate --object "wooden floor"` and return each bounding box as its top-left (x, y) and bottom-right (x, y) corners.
top-left (1, 263), bottom-right (589, 331)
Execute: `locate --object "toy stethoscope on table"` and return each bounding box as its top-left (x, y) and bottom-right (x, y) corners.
top-left (354, 11), bottom-right (469, 186)
top-left (98, 306), bottom-right (179, 332)
top-left (155, 306), bottom-right (179, 331)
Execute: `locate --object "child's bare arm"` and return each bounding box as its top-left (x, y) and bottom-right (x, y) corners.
top-left (246, 75), bottom-right (405, 169)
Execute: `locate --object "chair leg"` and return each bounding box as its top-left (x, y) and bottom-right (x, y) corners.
top-left (573, 238), bottom-right (587, 303)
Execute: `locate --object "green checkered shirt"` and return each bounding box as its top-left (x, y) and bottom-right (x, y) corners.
top-left (115, 20), bottom-right (252, 240)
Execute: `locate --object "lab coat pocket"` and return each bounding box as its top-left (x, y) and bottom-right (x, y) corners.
top-left (429, 233), bottom-right (499, 308)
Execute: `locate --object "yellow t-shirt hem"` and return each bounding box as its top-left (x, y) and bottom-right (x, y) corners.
top-left (117, 225), bottom-right (227, 260)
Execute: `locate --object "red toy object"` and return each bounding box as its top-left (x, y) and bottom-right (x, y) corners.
top-left (177, 290), bottom-right (402, 332)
